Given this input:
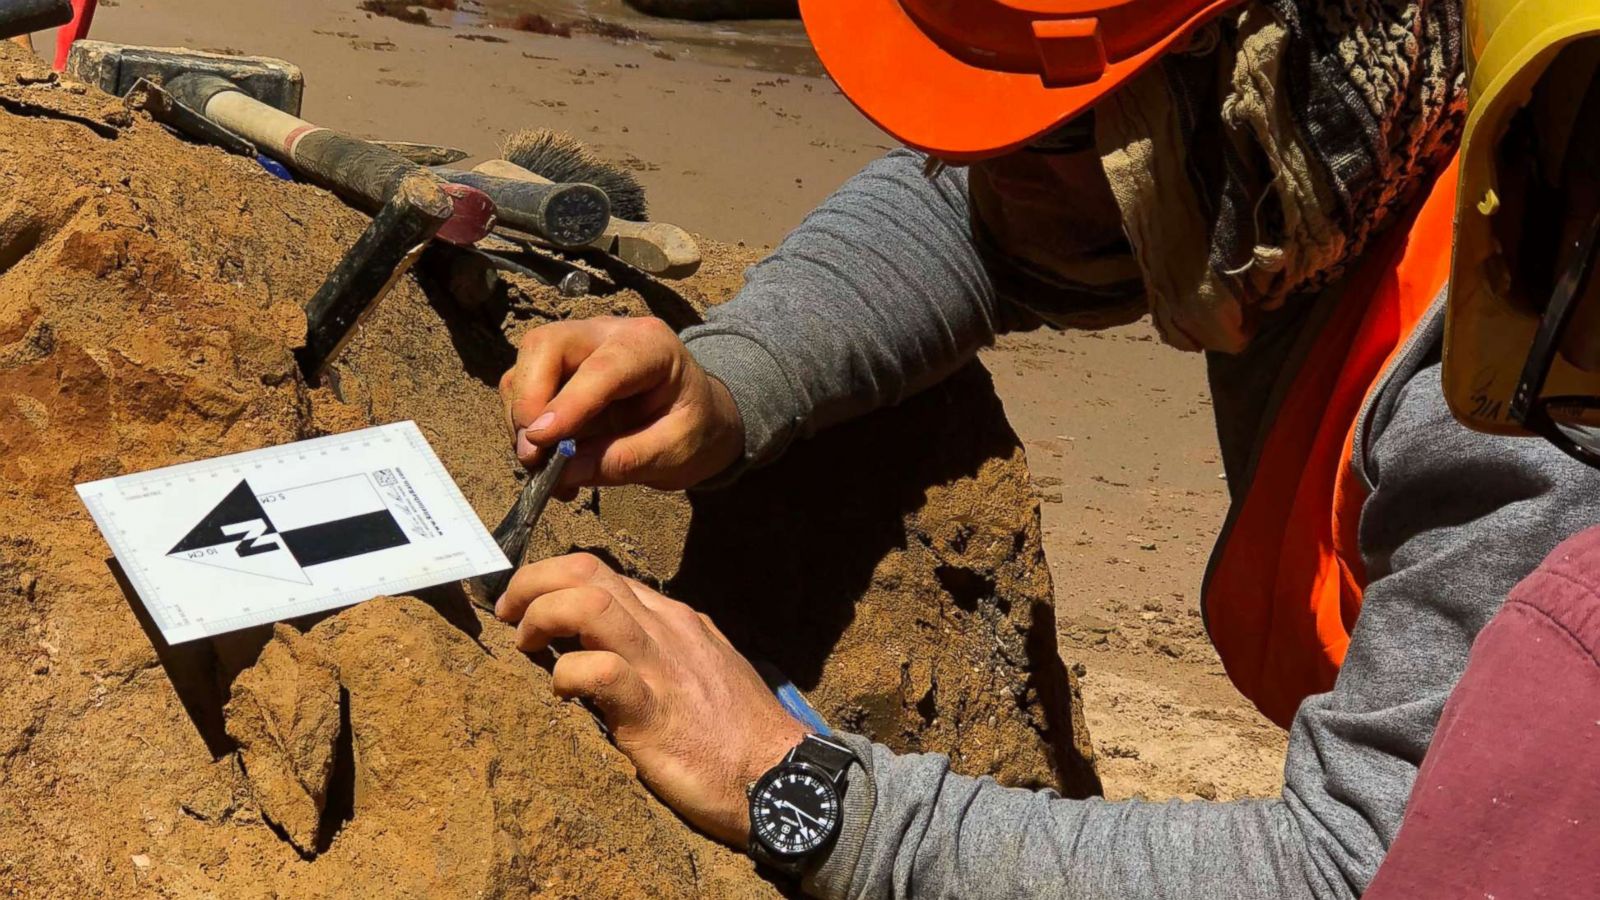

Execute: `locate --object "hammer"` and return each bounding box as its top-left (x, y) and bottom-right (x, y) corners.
top-left (55, 45), bottom-right (501, 381)
top-left (161, 74), bottom-right (607, 252)
top-left (165, 73), bottom-right (501, 246)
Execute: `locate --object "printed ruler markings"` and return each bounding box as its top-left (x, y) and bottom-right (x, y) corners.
top-left (401, 424), bottom-right (504, 560)
top-left (111, 429), bottom-right (397, 491)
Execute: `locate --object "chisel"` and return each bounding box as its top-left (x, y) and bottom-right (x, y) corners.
top-left (469, 439), bottom-right (576, 607)
top-left (435, 168), bottom-right (610, 250)
top-left (472, 158), bottom-right (701, 278)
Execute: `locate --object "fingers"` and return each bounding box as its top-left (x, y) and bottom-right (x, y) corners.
top-left (537, 319), bottom-right (681, 448)
top-left (551, 650), bottom-right (653, 723)
top-left (502, 320), bottom-right (611, 457)
top-left (513, 586), bottom-right (657, 661)
top-left (501, 318), bottom-right (683, 471)
top-left (496, 552), bottom-right (627, 624)
top-left (696, 610), bottom-right (736, 648)
top-left (626, 580), bottom-right (734, 649)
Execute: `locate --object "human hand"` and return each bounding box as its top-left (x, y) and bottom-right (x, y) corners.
top-left (499, 317), bottom-right (744, 492)
top-left (495, 553), bottom-right (808, 844)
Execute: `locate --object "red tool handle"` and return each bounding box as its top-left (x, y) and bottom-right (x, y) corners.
top-left (51, 0), bottom-right (94, 72)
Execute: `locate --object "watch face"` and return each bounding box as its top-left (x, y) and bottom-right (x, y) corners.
top-left (750, 764), bottom-right (841, 858)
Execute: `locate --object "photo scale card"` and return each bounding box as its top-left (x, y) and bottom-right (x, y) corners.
top-left (77, 421), bottom-right (510, 644)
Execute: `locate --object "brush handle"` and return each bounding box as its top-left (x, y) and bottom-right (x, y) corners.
top-left (472, 159), bottom-right (701, 277)
top-left (516, 439), bottom-right (575, 530)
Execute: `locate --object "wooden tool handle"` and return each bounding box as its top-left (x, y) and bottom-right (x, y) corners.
top-left (471, 159), bottom-right (701, 278)
top-left (604, 220), bottom-right (702, 278)
top-left (436, 169), bottom-right (610, 249)
top-left (166, 74), bottom-right (491, 245)
top-left (0, 0), bottom-right (72, 41)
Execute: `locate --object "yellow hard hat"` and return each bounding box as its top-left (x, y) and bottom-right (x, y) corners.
top-left (1442, 0), bottom-right (1600, 448)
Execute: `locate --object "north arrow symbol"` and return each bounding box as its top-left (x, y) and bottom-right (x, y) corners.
top-left (169, 477), bottom-right (411, 583)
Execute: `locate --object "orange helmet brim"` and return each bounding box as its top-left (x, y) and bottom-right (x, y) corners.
top-left (801, 0), bottom-right (1242, 161)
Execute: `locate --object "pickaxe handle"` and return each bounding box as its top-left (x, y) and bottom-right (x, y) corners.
top-left (166, 73), bottom-right (493, 246)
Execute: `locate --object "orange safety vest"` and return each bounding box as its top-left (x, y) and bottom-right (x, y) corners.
top-left (1202, 160), bottom-right (1460, 728)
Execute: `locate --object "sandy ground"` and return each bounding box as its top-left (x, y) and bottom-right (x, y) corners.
top-left (51, 0), bottom-right (1281, 801)
top-left (984, 328), bottom-right (1285, 800)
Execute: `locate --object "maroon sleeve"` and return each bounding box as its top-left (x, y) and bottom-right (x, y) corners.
top-left (1366, 526), bottom-right (1600, 898)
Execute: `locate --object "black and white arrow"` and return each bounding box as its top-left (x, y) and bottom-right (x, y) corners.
top-left (168, 475), bottom-right (410, 583)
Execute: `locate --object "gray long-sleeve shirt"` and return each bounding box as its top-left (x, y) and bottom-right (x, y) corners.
top-left (681, 150), bottom-right (1600, 898)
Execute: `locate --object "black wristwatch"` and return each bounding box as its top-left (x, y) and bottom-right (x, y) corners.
top-left (746, 733), bottom-right (857, 875)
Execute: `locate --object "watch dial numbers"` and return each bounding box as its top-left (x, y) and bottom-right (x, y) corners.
top-left (753, 770), bottom-right (840, 856)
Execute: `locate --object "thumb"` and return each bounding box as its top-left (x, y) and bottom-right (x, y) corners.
top-left (580, 422), bottom-right (705, 489)
top-left (555, 421), bottom-right (681, 489)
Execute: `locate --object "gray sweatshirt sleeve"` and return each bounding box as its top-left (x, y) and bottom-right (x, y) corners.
top-left (681, 149), bottom-right (1008, 471)
top-left (802, 360), bottom-right (1600, 900)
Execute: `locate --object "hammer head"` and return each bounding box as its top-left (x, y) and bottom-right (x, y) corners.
top-left (64, 41), bottom-right (304, 115)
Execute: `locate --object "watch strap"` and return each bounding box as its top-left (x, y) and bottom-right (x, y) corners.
top-left (789, 734), bottom-right (855, 782)
top-left (749, 836), bottom-right (804, 876)
top-left (801, 733), bottom-right (876, 899)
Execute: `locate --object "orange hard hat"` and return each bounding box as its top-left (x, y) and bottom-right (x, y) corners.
top-left (801, 0), bottom-right (1247, 161)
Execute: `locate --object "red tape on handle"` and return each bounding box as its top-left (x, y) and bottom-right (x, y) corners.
top-left (436, 184), bottom-right (496, 246)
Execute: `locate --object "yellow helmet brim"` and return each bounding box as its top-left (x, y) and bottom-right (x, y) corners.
top-left (1443, 0), bottom-right (1600, 433)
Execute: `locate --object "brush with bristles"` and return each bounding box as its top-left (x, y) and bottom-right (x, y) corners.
top-left (502, 129), bottom-right (649, 222)
top-left (469, 438), bottom-right (577, 609)
top-left (489, 131), bottom-right (699, 278)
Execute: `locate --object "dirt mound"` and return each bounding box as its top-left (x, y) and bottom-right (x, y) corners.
top-left (0, 43), bottom-right (1093, 896)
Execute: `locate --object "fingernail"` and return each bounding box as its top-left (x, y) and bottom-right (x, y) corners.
top-left (516, 430), bottom-right (537, 459)
top-left (494, 594), bottom-right (507, 619)
top-left (528, 411), bottom-right (556, 434)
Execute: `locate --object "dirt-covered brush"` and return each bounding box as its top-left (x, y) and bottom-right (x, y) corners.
top-left (502, 128), bottom-right (649, 221)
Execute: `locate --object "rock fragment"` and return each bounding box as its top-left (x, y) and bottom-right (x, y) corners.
top-left (225, 624), bottom-right (343, 854)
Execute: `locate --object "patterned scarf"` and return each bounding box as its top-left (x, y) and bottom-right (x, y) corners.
top-left (974, 0), bottom-right (1466, 353)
